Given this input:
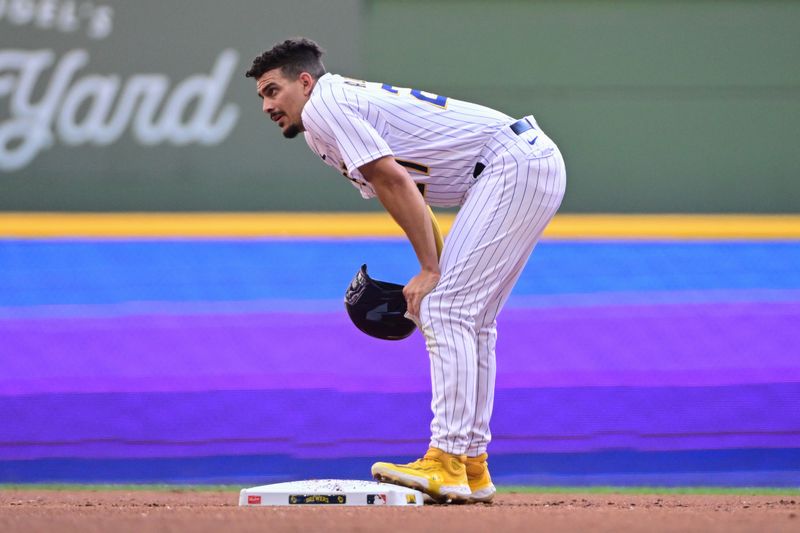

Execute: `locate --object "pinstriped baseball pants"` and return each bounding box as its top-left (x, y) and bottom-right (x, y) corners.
top-left (419, 125), bottom-right (566, 456)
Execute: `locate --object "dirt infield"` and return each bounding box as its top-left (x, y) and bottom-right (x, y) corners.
top-left (1, 489), bottom-right (798, 532)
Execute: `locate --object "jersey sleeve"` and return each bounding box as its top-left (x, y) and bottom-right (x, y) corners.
top-left (302, 87), bottom-right (393, 174)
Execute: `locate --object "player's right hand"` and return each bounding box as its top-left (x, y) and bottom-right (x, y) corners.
top-left (403, 269), bottom-right (440, 321)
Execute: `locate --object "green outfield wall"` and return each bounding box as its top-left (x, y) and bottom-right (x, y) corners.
top-left (1, 0), bottom-right (798, 212)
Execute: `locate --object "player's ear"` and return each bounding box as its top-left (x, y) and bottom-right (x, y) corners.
top-left (299, 72), bottom-right (314, 96)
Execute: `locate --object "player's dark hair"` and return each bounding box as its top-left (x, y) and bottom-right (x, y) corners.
top-left (245, 38), bottom-right (326, 80)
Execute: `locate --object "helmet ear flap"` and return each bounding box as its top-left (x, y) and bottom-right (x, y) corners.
top-left (344, 264), bottom-right (416, 340)
top-left (344, 264), bottom-right (371, 306)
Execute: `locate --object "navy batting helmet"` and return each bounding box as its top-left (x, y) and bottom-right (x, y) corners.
top-left (344, 264), bottom-right (416, 340)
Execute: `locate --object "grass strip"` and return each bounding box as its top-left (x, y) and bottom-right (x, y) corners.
top-left (0, 483), bottom-right (241, 492)
top-left (497, 486), bottom-right (800, 496)
top-left (1, 484), bottom-right (798, 495)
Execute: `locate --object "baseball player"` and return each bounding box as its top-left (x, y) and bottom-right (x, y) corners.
top-left (246, 38), bottom-right (566, 503)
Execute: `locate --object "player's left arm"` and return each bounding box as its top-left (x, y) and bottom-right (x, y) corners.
top-left (359, 155), bottom-right (440, 319)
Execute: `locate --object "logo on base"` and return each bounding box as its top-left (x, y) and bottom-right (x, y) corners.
top-left (367, 494), bottom-right (388, 505)
top-left (247, 495), bottom-right (261, 504)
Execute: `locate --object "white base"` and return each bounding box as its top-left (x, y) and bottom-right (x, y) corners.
top-left (239, 479), bottom-right (424, 507)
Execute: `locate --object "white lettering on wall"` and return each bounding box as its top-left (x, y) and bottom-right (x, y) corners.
top-left (0, 0), bottom-right (113, 40)
top-left (0, 48), bottom-right (241, 172)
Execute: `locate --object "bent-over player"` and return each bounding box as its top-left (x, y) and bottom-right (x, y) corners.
top-left (246, 38), bottom-right (566, 503)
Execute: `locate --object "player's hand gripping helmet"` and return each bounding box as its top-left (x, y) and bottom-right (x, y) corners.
top-left (344, 264), bottom-right (416, 340)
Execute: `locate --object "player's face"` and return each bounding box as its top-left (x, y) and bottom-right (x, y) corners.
top-left (256, 68), bottom-right (314, 139)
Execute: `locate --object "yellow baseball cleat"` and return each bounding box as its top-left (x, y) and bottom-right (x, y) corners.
top-left (371, 447), bottom-right (472, 503)
top-left (464, 453), bottom-right (496, 503)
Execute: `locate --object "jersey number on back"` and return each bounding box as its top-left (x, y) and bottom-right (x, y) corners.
top-left (381, 84), bottom-right (448, 109)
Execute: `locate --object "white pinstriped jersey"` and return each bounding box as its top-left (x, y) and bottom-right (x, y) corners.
top-left (301, 73), bottom-right (514, 207)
